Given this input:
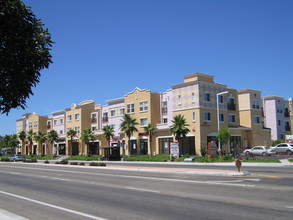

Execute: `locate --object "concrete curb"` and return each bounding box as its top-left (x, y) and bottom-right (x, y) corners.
top-left (0, 208), bottom-right (28, 220)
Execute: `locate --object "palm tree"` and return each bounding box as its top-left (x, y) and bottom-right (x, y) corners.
top-left (67, 129), bottom-right (77, 156)
top-left (18, 131), bottom-right (26, 154)
top-left (169, 114), bottom-right (190, 154)
top-left (144, 123), bottom-right (155, 157)
top-left (10, 134), bottom-right (20, 154)
top-left (26, 129), bottom-right (35, 155)
top-left (120, 114), bottom-right (138, 156)
top-left (102, 125), bottom-right (114, 146)
top-left (47, 130), bottom-right (59, 155)
top-left (80, 128), bottom-right (96, 156)
top-left (33, 131), bottom-right (47, 155)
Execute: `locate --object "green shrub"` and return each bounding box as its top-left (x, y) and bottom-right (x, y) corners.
top-left (60, 159), bottom-right (68, 164)
top-left (70, 162), bottom-right (78, 165)
top-left (79, 162), bottom-right (85, 166)
top-left (25, 154), bottom-right (53, 160)
top-left (65, 155), bottom-right (102, 161)
top-left (89, 162), bottom-right (106, 166)
top-left (1, 157), bottom-right (10, 162)
top-left (44, 160), bottom-right (50, 164)
top-left (55, 161), bottom-right (60, 164)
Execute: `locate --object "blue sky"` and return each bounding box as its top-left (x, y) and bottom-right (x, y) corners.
top-left (0, 0), bottom-right (292, 136)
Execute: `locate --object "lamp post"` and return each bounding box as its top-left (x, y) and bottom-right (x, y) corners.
top-left (217, 91), bottom-right (229, 155)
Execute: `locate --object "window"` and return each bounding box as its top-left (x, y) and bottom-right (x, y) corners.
top-left (162, 101), bottom-right (167, 107)
top-left (163, 118), bottom-right (168, 124)
top-left (91, 113), bottom-right (97, 119)
top-left (110, 109), bottom-right (116, 117)
top-left (92, 126), bottom-right (97, 131)
top-left (219, 95), bottom-right (224, 104)
top-left (253, 116), bottom-right (261, 124)
top-left (204, 112), bottom-right (211, 121)
top-left (54, 120), bottom-right (57, 125)
top-left (252, 100), bottom-right (260, 109)
top-left (278, 120), bottom-right (282, 126)
top-left (29, 122), bottom-right (32, 129)
top-left (139, 101), bottom-right (148, 112)
top-left (67, 115), bottom-right (72, 122)
top-left (127, 103), bottom-right (135, 113)
top-left (34, 121), bottom-right (38, 128)
top-left (60, 119), bottom-right (63, 124)
top-left (75, 126), bottom-right (80, 134)
top-left (192, 112), bottom-right (196, 122)
top-left (75, 113), bottom-right (80, 120)
top-left (178, 95), bottom-right (182, 105)
top-left (140, 118), bottom-right (148, 127)
top-left (219, 113), bottom-right (224, 122)
top-left (103, 112), bottom-right (108, 118)
top-left (120, 108), bottom-right (124, 115)
top-left (60, 130), bottom-right (63, 135)
top-left (204, 93), bottom-right (210, 102)
top-left (228, 114), bottom-right (236, 123)
top-left (110, 124), bottom-right (115, 129)
top-left (191, 92), bottom-right (195, 103)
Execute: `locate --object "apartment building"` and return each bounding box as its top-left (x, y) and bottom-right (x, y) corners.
top-left (262, 96), bottom-right (292, 140)
top-left (65, 101), bottom-right (95, 155)
top-left (123, 88), bottom-right (161, 156)
top-left (15, 72), bottom-right (273, 157)
top-left (238, 89), bottom-right (271, 147)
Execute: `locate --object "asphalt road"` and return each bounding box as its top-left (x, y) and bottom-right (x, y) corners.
top-left (0, 162), bottom-right (292, 220)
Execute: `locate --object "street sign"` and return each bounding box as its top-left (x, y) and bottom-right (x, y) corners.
top-left (170, 142), bottom-right (179, 158)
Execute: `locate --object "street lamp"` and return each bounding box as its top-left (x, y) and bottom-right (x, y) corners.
top-left (217, 91), bottom-right (229, 155)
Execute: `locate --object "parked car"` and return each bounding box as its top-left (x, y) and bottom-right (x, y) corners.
top-left (271, 143), bottom-right (293, 155)
top-left (243, 146), bottom-right (276, 156)
top-left (8, 155), bottom-right (26, 162)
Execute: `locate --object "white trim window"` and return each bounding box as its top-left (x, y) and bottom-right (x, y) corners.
top-left (140, 118), bottom-right (148, 127)
top-left (139, 101), bottom-right (148, 112)
top-left (75, 126), bottom-right (80, 134)
top-left (228, 114), bottom-right (236, 123)
top-left (252, 100), bottom-right (260, 109)
top-left (67, 115), bottom-right (72, 122)
top-left (191, 92), bottom-right (195, 103)
top-left (54, 120), bottom-right (57, 125)
top-left (33, 121), bottom-right (38, 128)
top-left (178, 95), bottom-right (182, 105)
top-left (91, 126), bottom-right (97, 131)
top-left (127, 103), bottom-right (135, 114)
top-left (120, 108), bottom-right (124, 115)
top-left (219, 113), bottom-right (224, 122)
top-left (218, 95), bottom-right (224, 104)
top-left (192, 112), bottom-right (196, 122)
top-left (60, 119), bottom-right (64, 125)
top-left (91, 113), bottom-right (97, 119)
top-left (29, 122), bottom-right (32, 129)
top-left (204, 93), bottom-right (211, 102)
top-left (204, 112), bottom-right (211, 121)
top-left (110, 109), bottom-right (116, 117)
top-left (75, 113), bottom-right (80, 121)
top-left (254, 116), bottom-right (261, 125)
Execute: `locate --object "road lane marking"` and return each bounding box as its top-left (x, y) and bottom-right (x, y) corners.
top-left (50, 177), bottom-right (70, 181)
top-left (0, 190), bottom-right (107, 220)
top-left (250, 174), bottom-right (283, 179)
top-left (1, 166), bottom-right (255, 187)
top-left (126, 187), bottom-right (160, 193)
top-left (9, 172), bottom-right (21, 175)
top-left (286, 206), bottom-right (293, 209)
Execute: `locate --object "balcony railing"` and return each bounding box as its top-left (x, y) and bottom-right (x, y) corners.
top-left (162, 107), bottom-right (168, 115)
top-left (102, 117), bottom-right (108, 123)
top-left (91, 118), bottom-right (97, 123)
top-left (227, 103), bottom-right (236, 111)
top-left (47, 125), bottom-right (51, 129)
top-left (284, 111), bottom-right (290, 118)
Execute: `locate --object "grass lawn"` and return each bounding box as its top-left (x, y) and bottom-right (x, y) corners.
top-left (288, 159), bottom-right (293, 162)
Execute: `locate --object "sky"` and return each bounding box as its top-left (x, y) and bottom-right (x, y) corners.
top-left (0, 0), bottom-right (292, 136)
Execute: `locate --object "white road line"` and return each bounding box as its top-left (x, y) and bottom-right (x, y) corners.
top-left (1, 165), bottom-right (255, 187)
top-left (50, 177), bottom-right (70, 181)
top-left (126, 187), bottom-right (160, 193)
top-left (286, 206), bottom-right (293, 209)
top-left (9, 172), bottom-right (21, 175)
top-left (0, 191), bottom-right (107, 220)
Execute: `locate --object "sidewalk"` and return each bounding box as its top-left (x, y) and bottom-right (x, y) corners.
top-left (0, 208), bottom-right (28, 220)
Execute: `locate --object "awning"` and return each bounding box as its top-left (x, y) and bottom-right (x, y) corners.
top-left (101, 146), bottom-right (120, 149)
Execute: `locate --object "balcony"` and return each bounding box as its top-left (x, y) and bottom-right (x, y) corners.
top-left (284, 111), bottom-right (290, 118)
top-left (102, 117), bottom-right (108, 123)
top-left (47, 125), bottom-right (51, 129)
top-left (162, 107), bottom-right (168, 115)
top-left (91, 118), bottom-right (97, 123)
top-left (285, 125), bottom-right (291, 131)
top-left (227, 103), bottom-right (236, 111)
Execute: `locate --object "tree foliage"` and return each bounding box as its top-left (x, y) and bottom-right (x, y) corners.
top-left (102, 125), bottom-right (114, 146)
top-left (120, 114), bottom-right (138, 156)
top-left (169, 115), bottom-right (190, 141)
top-left (216, 127), bottom-right (231, 144)
top-left (0, 0), bottom-right (53, 114)
top-left (144, 123), bottom-right (155, 157)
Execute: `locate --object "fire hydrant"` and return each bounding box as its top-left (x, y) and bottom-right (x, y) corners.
top-left (234, 158), bottom-right (242, 172)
